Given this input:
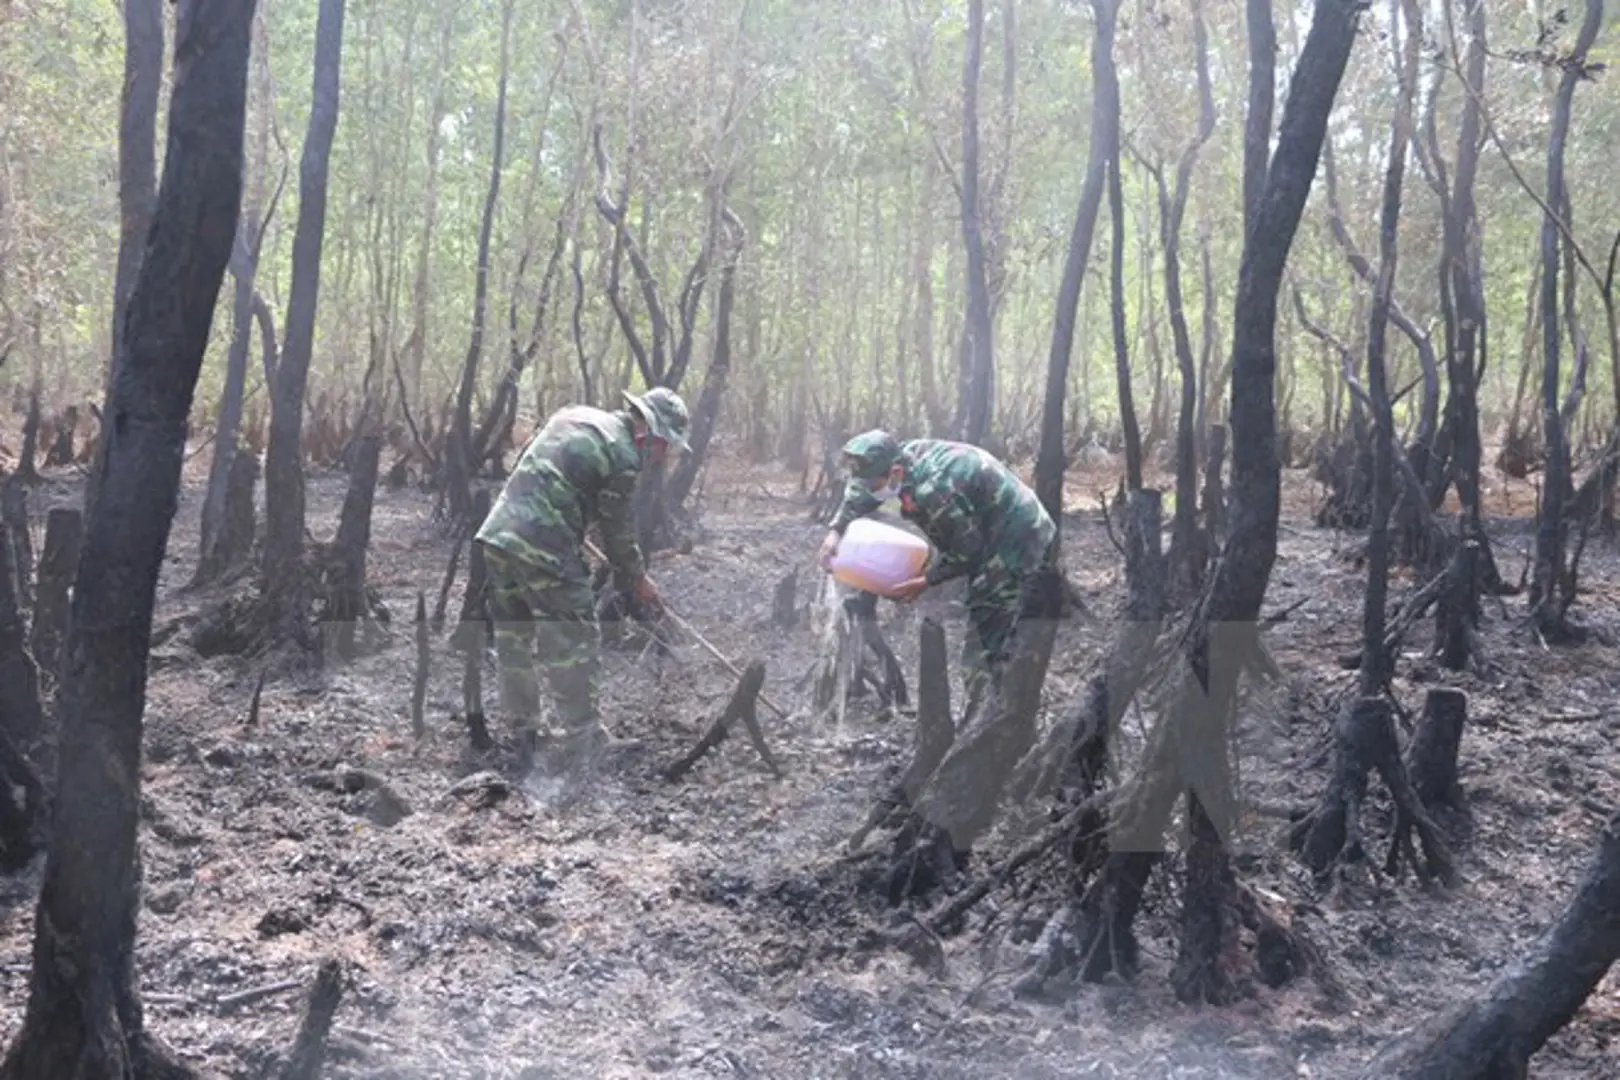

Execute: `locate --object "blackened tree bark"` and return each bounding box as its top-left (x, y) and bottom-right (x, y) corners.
top-left (445, 0), bottom-right (514, 524)
top-left (1034, 0), bottom-right (1118, 526)
top-left (198, 26), bottom-right (281, 588)
top-left (1529, 0), bottom-right (1603, 642)
top-left (1293, 0), bottom-right (1451, 885)
top-left (86, 0), bottom-right (164, 522)
top-left (1241, 0), bottom-right (1274, 240)
top-left (30, 508), bottom-right (82, 683)
top-left (1105, 0), bottom-right (1359, 1005)
top-left (1154, 0), bottom-right (1216, 601)
top-left (954, 0), bottom-right (995, 447)
top-left (0, 525), bottom-right (45, 871)
top-left (262, 0), bottom-right (346, 649)
top-left (1108, 99), bottom-right (1140, 491)
top-left (667, 211), bottom-right (745, 512)
top-left (0, 2), bottom-right (252, 1073)
top-left (1363, 810), bottom-right (1620, 1079)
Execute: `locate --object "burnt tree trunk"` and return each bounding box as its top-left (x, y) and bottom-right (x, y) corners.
top-left (771, 569), bottom-right (797, 629)
top-left (16, 385), bottom-right (41, 485)
top-left (1, 481), bottom-right (31, 615)
top-left (1107, 91), bottom-right (1141, 491)
top-left (1034, 0), bottom-right (1118, 529)
top-left (85, 0), bottom-right (163, 521)
top-left (261, 0), bottom-right (345, 650)
top-left (0, 3), bottom-right (252, 1073)
top-left (1362, 810), bottom-right (1620, 1080)
top-left (445, 0), bottom-right (513, 526)
top-left (320, 432), bottom-right (381, 664)
top-left (278, 958), bottom-right (344, 1080)
top-left (1158, 0), bottom-right (1216, 603)
top-left (1529, 0), bottom-right (1602, 642)
top-left (0, 525), bottom-right (45, 755)
top-left (0, 524), bottom-right (46, 869)
top-left (1407, 686), bottom-right (1466, 812)
top-left (198, 445), bottom-right (258, 585)
top-left (954, 0), bottom-right (994, 447)
top-left (1202, 423), bottom-right (1226, 548)
top-left (667, 211), bottom-right (745, 513)
top-left (29, 508), bottom-right (82, 684)
top-left (1101, 0), bottom-right (1362, 1006)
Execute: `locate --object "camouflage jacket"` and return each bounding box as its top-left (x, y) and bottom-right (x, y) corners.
top-left (476, 406), bottom-right (644, 585)
top-left (831, 439), bottom-right (1056, 586)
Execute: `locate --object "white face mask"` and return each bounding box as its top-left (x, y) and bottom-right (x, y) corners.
top-left (871, 480), bottom-right (900, 503)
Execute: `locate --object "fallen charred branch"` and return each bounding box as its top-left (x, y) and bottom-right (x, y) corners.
top-left (664, 660), bottom-right (780, 782)
top-left (1361, 810), bottom-right (1620, 1079)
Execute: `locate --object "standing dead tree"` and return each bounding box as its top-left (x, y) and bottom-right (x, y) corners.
top-left (1528, 0), bottom-right (1605, 644)
top-left (198, 25), bottom-right (284, 588)
top-left (1292, 0), bottom-right (1452, 887)
top-left (0, 2), bottom-right (253, 1072)
top-left (1142, 0), bottom-right (1216, 603)
top-left (261, 0), bottom-right (346, 652)
top-left (443, 0), bottom-right (515, 527)
top-left (1045, 0), bottom-right (1364, 1003)
top-left (84, 0), bottom-right (163, 522)
top-left (953, 0), bottom-right (995, 447)
top-left (590, 119), bottom-right (716, 551)
top-left (1033, 0), bottom-right (1118, 530)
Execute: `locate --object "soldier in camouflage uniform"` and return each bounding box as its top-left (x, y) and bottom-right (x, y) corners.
top-left (475, 387), bottom-right (690, 778)
top-left (819, 430), bottom-right (1059, 703)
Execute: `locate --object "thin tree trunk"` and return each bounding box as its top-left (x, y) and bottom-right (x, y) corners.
top-left (87, 0), bottom-right (163, 522)
top-left (0, 3), bottom-right (251, 1072)
top-left (1034, 0), bottom-right (1117, 525)
top-left (667, 214), bottom-right (745, 511)
top-left (446, 0), bottom-right (514, 522)
top-left (262, 0), bottom-right (346, 648)
top-left (1170, 0), bottom-right (1363, 1004)
top-left (955, 0), bottom-right (994, 447)
top-left (1108, 130), bottom-right (1140, 490)
top-left (1159, 0), bottom-right (1216, 599)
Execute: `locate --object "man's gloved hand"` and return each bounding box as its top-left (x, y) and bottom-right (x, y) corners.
top-left (633, 573), bottom-right (664, 615)
top-left (818, 529), bottom-right (840, 570)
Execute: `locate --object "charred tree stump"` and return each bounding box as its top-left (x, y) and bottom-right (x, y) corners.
top-left (1407, 687), bottom-right (1466, 812)
top-left (1290, 697), bottom-right (1455, 884)
top-left (278, 958), bottom-right (344, 1080)
top-left (433, 488), bottom-right (487, 631)
top-left (319, 433), bottom-right (382, 664)
top-left (1434, 532), bottom-right (1480, 670)
top-left (663, 660), bottom-right (779, 781)
top-left (411, 592), bottom-right (428, 740)
top-left (885, 577), bottom-right (1060, 905)
top-left (1361, 810), bottom-right (1620, 1080)
top-left (771, 568), bottom-right (798, 628)
top-left (1, 480), bottom-right (32, 615)
top-left (29, 508), bottom-right (81, 683)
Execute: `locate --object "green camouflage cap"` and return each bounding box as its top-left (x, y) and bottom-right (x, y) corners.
top-left (841, 429), bottom-right (901, 480)
top-left (623, 387), bottom-right (690, 451)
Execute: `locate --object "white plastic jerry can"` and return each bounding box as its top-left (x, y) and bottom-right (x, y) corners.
top-left (828, 517), bottom-right (932, 597)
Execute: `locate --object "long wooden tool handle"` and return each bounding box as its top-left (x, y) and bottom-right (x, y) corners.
top-left (582, 539), bottom-right (790, 719)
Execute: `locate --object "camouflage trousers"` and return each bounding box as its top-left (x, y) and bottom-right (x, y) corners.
top-left (960, 532), bottom-right (1062, 706)
top-left (479, 542), bottom-right (600, 737)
